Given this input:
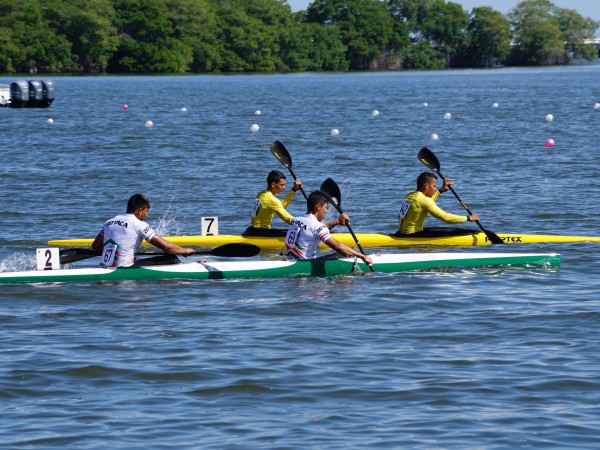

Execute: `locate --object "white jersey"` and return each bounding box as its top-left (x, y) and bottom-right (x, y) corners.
top-left (285, 213), bottom-right (331, 260)
top-left (98, 213), bottom-right (156, 267)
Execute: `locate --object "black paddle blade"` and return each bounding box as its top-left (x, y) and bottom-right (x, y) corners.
top-left (483, 229), bottom-right (505, 245)
top-left (207, 243), bottom-right (260, 257)
top-left (59, 248), bottom-right (101, 264)
top-left (320, 178), bottom-right (342, 209)
top-left (270, 141), bottom-right (292, 169)
top-left (418, 147), bottom-right (441, 173)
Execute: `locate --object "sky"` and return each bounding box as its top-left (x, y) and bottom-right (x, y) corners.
top-left (286, 0), bottom-right (600, 24)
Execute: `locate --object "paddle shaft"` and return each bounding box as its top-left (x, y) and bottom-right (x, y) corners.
top-left (287, 166), bottom-right (308, 200)
top-left (335, 214), bottom-right (375, 272)
top-left (59, 243), bottom-right (259, 264)
top-left (437, 169), bottom-right (501, 240)
top-left (322, 190), bottom-right (374, 271)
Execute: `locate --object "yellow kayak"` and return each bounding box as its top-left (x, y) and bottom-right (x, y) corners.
top-left (48, 232), bottom-right (600, 250)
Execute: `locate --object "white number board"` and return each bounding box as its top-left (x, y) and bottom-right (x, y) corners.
top-left (201, 216), bottom-right (219, 236)
top-left (36, 248), bottom-right (60, 271)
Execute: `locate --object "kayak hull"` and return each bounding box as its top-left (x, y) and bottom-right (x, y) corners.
top-left (0, 252), bottom-right (560, 284)
top-left (48, 232), bottom-right (600, 250)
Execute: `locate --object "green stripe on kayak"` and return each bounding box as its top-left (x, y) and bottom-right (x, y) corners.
top-left (0, 252), bottom-right (560, 284)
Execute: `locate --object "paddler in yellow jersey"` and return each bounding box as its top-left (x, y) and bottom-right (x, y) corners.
top-left (243, 170), bottom-right (303, 237)
top-left (396, 172), bottom-right (479, 235)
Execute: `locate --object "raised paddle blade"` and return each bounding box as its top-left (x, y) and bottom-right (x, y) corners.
top-left (270, 140), bottom-right (308, 200)
top-left (270, 140), bottom-right (292, 169)
top-left (59, 248), bottom-right (101, 264)
top-left (418, 147), bottom-right (441, 173)
top-left (319, 178), bottom-right (342, 209)
top-left (207, 243), bottom-right (260, 257)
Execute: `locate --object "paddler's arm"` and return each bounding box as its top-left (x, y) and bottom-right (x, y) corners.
top-left (268, 196), bottom-right (295, 224)
top-left (423, 197), bottom-right (476, 224)
top-left (281, 179), bottom-right (302, 208)
top-left (91, 232), bottom-right (104, 253)
top-left (149, 235), bottom-right (195, 257)
top-left (326, 213), bottom-right (349, 230)
top-left (324, 236), bottom-right (372, 266)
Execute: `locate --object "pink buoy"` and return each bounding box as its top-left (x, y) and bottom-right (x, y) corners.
top-left (122, 104), bottom-right (128, 110)
top-left (545, 138), bottom-right (555, 148)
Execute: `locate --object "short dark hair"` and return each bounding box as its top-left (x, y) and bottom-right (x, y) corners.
top-left (127, 193), bottom-right (151, 213)
top-left (307, 190), bottom-right (329, 212)
top-left (417, 172), bottom-right (438, 189)
top-left (267, 170), bottom-right (286, 185)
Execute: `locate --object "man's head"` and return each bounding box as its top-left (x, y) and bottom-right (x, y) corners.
top-left (416, 172), bottom-right (438, 197)
top-left (127, 193), bottom-right (151, 219)
top-left (307, 190), bottom-right (330, 220)
top-left (267, 170), bottom-right (287, 194)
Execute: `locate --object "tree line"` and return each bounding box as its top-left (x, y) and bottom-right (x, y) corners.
top-left (0, 0), bottom-right (597, 74)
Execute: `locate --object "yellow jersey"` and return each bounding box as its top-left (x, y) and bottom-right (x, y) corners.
top-left (398, 190), bottom-right (467, 234)
top-left (251, 189), bottom-right (297, 229)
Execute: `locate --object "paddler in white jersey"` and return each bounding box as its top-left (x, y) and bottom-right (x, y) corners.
top-left (91, 193), bottom-right (195, 267)
top-left (285, 190), bottom-right (372, 265)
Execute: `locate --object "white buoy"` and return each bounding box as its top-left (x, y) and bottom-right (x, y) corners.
top-left (250, 124), bottom-right (260, 132)
top-left (254, 110), bottom-right (261, 116)
top-left (330, 128), bottom-right (340, 136)
top-left (594, 103), bottom-right (600, 110)
top-left (443, 112), bottom-right (452, 120)
top-left (145, 120), bottom-right (153, 128)
top-left (372, 109), bottom-right (380, 117)
top-left (180, 107), bottom-right (187, 112)
top-left (46, 118), bottom-right (54, 124)
top-left (429, 133), bottom-right (439, 141)
top-left (423, 102), bottom-right (429, 107)
top-left (492, 102), bottom-right (499, 108)
top-left (545, 114), bottom-right (554, 122)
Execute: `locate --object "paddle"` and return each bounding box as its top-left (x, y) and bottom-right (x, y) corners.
top-left (59, 242), bottom-right (261, 264)
top-left (269, 140), bottom-right (308, 200)
top-left (417, 147), bottom-right (504, 245)
top-left (319, 177), bottom-right (374, 272)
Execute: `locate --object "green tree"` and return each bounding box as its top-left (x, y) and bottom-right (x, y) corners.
top-left (556, 8), bottom-right (599, 62)
top-left (419, 0), bottom-right (469, 66)
top-left (281, 21), bottom-right (349, 71)
top-left (508, 0), bottom-right (564, 65)
top-left (404, 41), bottom-right (445, 69)
top-left (305, 0), bottom-right (394, 70)
top-left (167, 0), bottom-right (222, 72)
top-left (458, 6), bottom-right (511, 67)
top-left (110, 0), bottom-right (191, 72)
top-left (0, 0), bottom-right (74, 73)
top-left (42, 0), bottom-right (118, 73)
top-left (211, 0), bottom-right (290, 72)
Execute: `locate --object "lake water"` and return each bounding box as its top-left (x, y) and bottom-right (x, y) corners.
top-left (1, 66), bottom-right (600, 448)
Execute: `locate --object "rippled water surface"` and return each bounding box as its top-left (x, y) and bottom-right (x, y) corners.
top-left (1, 67), bottom-right (600, 448)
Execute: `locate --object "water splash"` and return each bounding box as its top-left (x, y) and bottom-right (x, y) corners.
top-left (0, 252), bottom-right (36, 272)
